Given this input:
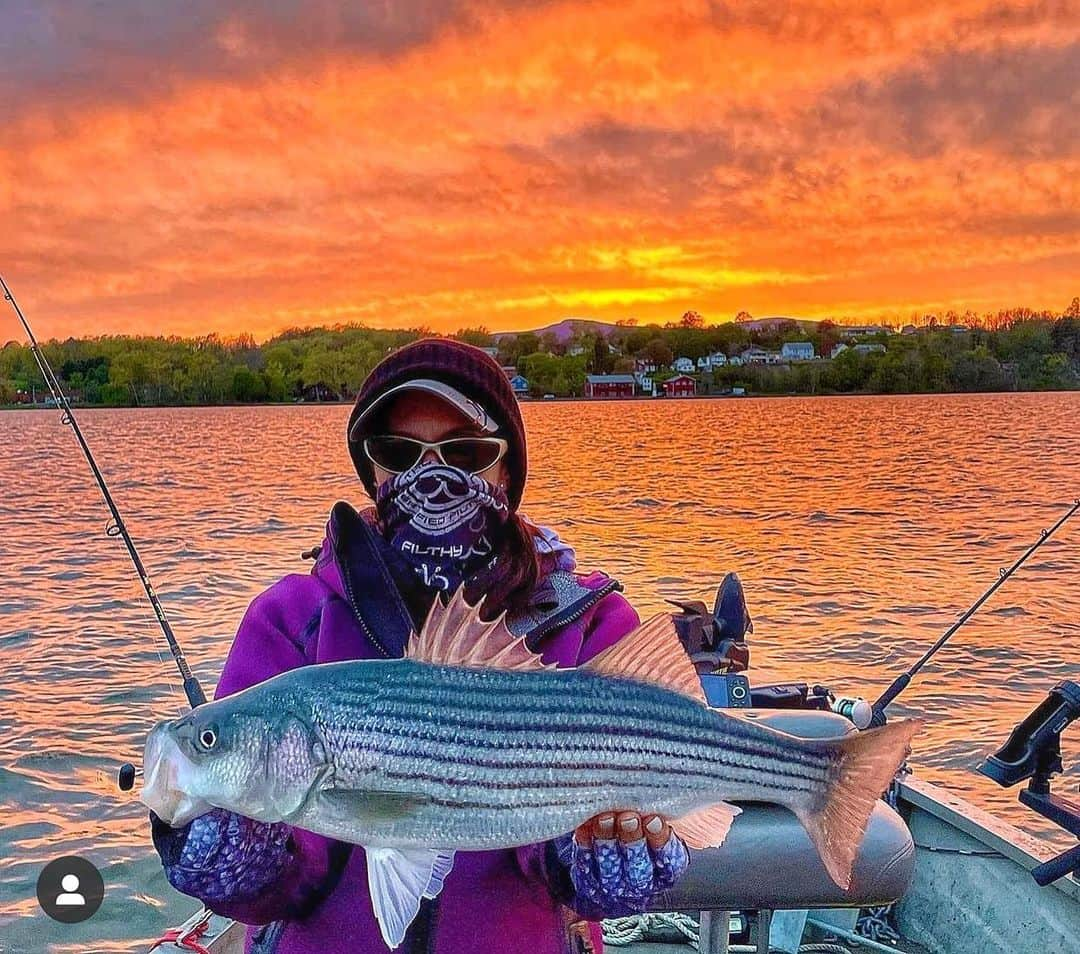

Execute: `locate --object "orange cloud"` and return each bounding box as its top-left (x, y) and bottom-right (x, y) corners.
top-left (0, 0), bottom-right (1077, 339)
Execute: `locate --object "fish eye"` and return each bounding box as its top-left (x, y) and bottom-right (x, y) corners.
top-left (196, 725), bottom-right (218, 751)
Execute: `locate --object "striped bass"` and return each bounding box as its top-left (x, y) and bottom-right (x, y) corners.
top-left (142, 589), bottom-right (918, 948)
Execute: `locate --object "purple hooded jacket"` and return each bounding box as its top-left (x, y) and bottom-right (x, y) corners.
top-left (193, 510), bottom-right (640, 954)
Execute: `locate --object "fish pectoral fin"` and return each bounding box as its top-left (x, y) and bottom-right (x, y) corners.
top-left (366, 847), bottom-right (456, 949)
top-left (669, 801), bottom-right (742, 850)
top-left (318, 788), bottom-right (429, 822)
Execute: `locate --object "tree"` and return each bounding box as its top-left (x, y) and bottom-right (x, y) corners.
top-left (539, 331), bottom-right (565, 355)
top-left (948, 347), bottom-right (1007, 392)
top-left (1051, 316), bottom-right (1080, 358)
top-left (679, 310), bottom-right (704, 328)
top-left (816, 320), bottom-right (841, 359)
top-left (734, 311), bottom-right (752, 323)
top-left (520, 353), bottom-right (588, 397)
top-left (589, 336), bottom-right (613, 374)
top-left (454, 327), bottom-right (494, 347)
top-left (642, 338), bottom-right (673, 367)
top-left (232, 367), bottom-right (268, 402)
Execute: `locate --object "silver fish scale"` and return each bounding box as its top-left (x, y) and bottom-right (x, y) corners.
top-left (281, 660), bottom-right (836, 849)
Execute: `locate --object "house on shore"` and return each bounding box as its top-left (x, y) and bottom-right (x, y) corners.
top-left (673, 356), bottom-right (695, 373)
top-left (633, 371), bottom-right (655, 396)
top-left (662, 374), bottom-right (697, 397)
top-left (585, 374), bottom-right (636, 398)
top-left (740, 347), bottom-right (782, 365)
top-left (832, 342), bottom-right (886, 358)
top-left (840, 324), bottom-right (892, 338)
top-left (509, 374), bottom-right (529, 396)
top-left (697, 352), bottom-right (729, 371)
top-left (781, 341), bottom-right (815, 361)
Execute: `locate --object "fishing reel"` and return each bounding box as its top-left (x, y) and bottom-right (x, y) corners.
top-left (978, 680), bottom-right (1080, 885)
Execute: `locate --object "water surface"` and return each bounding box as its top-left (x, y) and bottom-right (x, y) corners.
top-left (1, 394), bottom-right (1078, 952)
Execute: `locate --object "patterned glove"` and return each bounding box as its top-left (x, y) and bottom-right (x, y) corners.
top-left (150, 808), bottom-right (294, 904)
top-left (554, 827), bottom-right (690, 919)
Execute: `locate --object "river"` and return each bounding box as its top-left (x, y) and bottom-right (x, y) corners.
top-left (0, 393), bottom-right (1077, 952)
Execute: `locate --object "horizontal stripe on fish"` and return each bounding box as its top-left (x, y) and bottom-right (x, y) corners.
top-left (367, 764), bottom-right (816, 807)
top-left (321, 682), bottom-right (828, 757)
top-left (332, 727), bottom-right (829, 792)
top-left (319, 663), bottom-right (830, 759)
top-left (319, 704), bottom-right (832, 781)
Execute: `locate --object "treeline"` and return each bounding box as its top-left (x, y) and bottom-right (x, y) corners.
top-left (1, 303), bottom-right (1078, 405)
top-left (708, 326), bottom-right (1078, 397)
top-left (493, 304), bottom-right (1080, 397)
top-left (0, 326), bottom-right (420, 406)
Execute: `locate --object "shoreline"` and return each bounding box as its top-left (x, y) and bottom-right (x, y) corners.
top-left (3, 388), bottom-right (1077, 411)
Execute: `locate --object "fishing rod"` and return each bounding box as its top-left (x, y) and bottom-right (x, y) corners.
top-left (871, 498), bottom-right (1080, 725)
top-left (1, 275), bottom-right (206, 787)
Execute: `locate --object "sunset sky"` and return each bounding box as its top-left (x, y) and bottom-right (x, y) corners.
top-left (1, 1), bottom-right (1077, 340)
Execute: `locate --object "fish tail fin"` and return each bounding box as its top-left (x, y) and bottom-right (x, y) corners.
top-left (793, 719), bottom-right (919, 889)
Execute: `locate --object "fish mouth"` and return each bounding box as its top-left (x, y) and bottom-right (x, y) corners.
top-left (141, 722), bottom-right (211, 827)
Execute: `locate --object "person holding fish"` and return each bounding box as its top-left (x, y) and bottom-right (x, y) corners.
top-left (147, 339), bottom-right (701, 953)
top-left (146, 339), bottom-right (915, 952)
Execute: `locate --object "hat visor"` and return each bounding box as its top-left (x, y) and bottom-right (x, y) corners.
top-left (349, 379), bottom-right (499, 442)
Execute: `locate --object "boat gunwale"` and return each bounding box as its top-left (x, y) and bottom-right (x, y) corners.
top-left (898, 775), bottom-right (1080, 901)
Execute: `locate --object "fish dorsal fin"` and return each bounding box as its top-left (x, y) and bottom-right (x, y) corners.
top-left (582, 614), bottom-right (707, 704)
top-left (407, 587), bottom-right (551, 671)
top-left (669, 801), bottom-right (742, 849)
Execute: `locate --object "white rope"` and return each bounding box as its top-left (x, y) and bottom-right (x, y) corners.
top-left (602, 912), bottom-right (701, 947)
top-left (603, 913), bottom-right (855, 954)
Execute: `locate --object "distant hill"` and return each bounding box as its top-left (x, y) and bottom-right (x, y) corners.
top-left (493, 317), bottom-right (623, 342)
top-left (735, 316), bottom-right (820, 332)
top-left (497, 315), bottom-right (830, 340)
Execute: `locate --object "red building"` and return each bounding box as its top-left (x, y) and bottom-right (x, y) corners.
top-left (662, 374), bottom-right (697, 397)
top-left (585, 374), bottom-right (636, 398)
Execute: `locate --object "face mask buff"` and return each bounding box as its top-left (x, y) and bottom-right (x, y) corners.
top-left (375, 461), bottom-right (511, 593)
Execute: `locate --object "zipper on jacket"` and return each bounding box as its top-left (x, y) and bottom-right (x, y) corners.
top-left (526, 578), bottom-right (621, 646)
top-left (330, 517), bottom-right (394, 659)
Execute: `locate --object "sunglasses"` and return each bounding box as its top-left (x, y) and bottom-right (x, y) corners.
top-left (363, 435), bottom-right (509, 475)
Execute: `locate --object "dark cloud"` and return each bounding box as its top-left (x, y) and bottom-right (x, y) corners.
top-left (506, 40), bottom-right (1078, 219)
top-left (816, 41), bottom-right (1080, 159)
top-left (0, 0), bottom-right (541, 116)
top-left (506, 119), bottom-right (781, 213)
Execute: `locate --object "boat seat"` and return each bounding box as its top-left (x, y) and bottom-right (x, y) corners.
top-left (649, 710), bottom-right (915, 912)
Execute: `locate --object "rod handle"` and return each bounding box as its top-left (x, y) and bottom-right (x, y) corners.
top-left (871, 672), bottom-right (911, 725)
top-left (184, 676), bottom-right (207, 709)
top-left (1032, 843), bottom-right (1080, 886)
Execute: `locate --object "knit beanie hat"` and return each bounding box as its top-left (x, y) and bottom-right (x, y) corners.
top-left (347, 338), bottom-right (528, 510)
